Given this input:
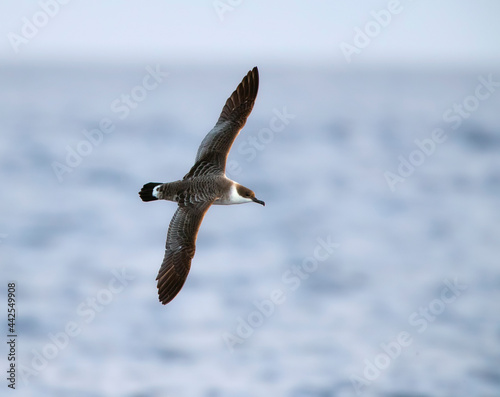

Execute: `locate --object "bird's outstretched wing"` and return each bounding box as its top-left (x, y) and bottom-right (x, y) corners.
top-left (184, 67), bottom-right (259, 178)
top-left (156, 200), bottom-right (214, 304)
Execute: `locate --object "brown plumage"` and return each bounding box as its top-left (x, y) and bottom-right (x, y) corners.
top-left (139, 67), bottom-right (264, 305)
top-left (192, 67), bottom-right (259, 175)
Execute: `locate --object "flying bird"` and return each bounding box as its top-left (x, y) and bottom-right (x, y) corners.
top-left (139, 67), bottom-right (264, 304)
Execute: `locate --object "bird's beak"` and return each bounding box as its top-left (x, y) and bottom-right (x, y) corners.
top-left (252, 197), bottom-right (265, 206)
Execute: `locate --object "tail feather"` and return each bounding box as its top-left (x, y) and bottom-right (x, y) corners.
top-left (139, 182), bottom-right (162, 202)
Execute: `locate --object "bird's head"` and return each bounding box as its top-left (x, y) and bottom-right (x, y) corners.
top-left (235, 184), bottom-right (265, 206)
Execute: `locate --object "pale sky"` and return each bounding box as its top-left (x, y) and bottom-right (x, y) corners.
top-left (1, 0), bottom-right (499, 67)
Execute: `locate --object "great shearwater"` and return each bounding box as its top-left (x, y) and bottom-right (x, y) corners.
top-left (139, 67), bottom-right (264, 305)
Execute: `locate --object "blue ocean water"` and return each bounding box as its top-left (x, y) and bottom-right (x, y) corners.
top-left (1, 63), bottom-right (499, 396)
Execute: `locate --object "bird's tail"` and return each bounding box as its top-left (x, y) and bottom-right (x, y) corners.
top-left (139, 182), bottom-right (162, 202)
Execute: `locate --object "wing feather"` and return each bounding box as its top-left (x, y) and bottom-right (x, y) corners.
top-left (186, 67), bottom-right (259, 178)
top-left (156, 200), bottom-right (213, 304)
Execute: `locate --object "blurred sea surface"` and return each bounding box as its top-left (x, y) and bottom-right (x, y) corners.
top-left (1, 63), bottom-right (499, 396)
